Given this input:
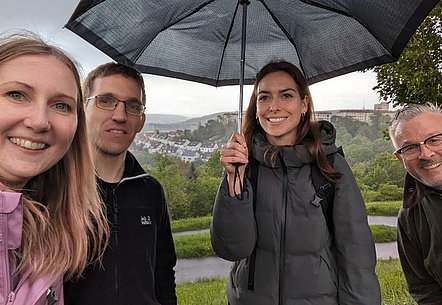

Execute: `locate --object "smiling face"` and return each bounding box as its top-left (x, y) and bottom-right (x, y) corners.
top-left (256, 71), bottom-right (308, 146)
top-left (0, 55), bottom-right (78, 188)
top-left (85, 74), bottom-right (145, 157)
top-left (393, 112), bottom-right (442, 190)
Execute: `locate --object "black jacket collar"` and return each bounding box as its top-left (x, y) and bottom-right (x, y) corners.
top-left (403, 173), bottom-right (441, 208)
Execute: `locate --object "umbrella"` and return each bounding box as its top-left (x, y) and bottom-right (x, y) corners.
top-left (66, 0), bottom-right (438, 131)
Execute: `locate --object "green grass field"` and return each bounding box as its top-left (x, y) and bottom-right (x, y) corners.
top-left (171, 216), bottom-right (212, 233)
top-left (366, 201), bottom-right (402, 216)
top-left (174, 233), bottom-right (215, 259)
top-left (176, 259), bottom-right (415, 305)
top-left (173, 225), bottom-right (396, 259)
top-left (371, 225), bottom-right (397, 243)
top-left (171, 201), bottom-right (401, 234)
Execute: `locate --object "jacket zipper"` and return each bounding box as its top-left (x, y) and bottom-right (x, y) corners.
top-left (112, 188), bottom-right (119, 300)
top-left (278, 155), bottom-right (288, 305)
top-left (1, 210), bottom-right (12, 303)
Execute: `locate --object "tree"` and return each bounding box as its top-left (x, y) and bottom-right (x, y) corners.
top-left (371, 3), bottom-right (442, 106)
top-left (150, 154), bottom-right (189, 219)
top-left (186, 174), bottom-right (221, 217)
top-left (202, 151), bottom-right (224, 178)
top-left (361, 152), bottom-right (407, 189)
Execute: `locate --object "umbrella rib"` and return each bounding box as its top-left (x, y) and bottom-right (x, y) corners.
top-left (261, 0), bottom-right (392, 78)
top-left (299, 0), bottom-right (352, 17)
top-left (259, 0), bottom-right (309, 77)
top-left (214, 1), bottom-right (241, 87)
top-left (299, 0), bottom-right (392, 56)
top-left (132, 0), bottom-right (216, 65)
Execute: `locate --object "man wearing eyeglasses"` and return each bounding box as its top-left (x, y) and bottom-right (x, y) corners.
top-left (64, 63), bottom-right (177, 305)
top-left (389, 103), bottom-right (442, 304)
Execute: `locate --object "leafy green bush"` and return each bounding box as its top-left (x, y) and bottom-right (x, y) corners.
top-left (171, 216), bottom-right (212, 233)
top-left (366, 201), bottom-right (402, 216)
top-left (371, 225), bottom-right (397, 243)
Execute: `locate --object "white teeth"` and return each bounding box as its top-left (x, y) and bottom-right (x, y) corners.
top-left (9, 137), bottom-right (46, 150)
top-left (423, 162), bottom-right (440, 169)
top-left (110, 130), bottom-right (124, 134)
top-left (268, 118), bottom-right (286, 122)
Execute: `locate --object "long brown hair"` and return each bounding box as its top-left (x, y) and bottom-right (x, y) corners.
top-left (0, 32), bottom-right (108, 282)
top-left (243, 61), bottom-right (341, 181)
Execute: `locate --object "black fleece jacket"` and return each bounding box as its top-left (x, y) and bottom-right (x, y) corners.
top-left (64, 151), bottom-right (177, 305)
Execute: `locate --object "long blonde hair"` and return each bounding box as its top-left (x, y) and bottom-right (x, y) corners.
top-left (0, 32), bottom-right (108, 282)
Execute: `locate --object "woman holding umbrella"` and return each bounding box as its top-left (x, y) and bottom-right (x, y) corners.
top-left (211, 61), bottom-right (381, 305)
top-left (0, 33), bottom-right (108, 304)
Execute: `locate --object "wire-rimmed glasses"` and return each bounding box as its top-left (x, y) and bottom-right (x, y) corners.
top-left (87, 95), bottom-right (145, 117)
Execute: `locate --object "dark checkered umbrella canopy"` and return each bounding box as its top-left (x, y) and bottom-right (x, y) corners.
top-left (66, 0), bottom-right (438, 129)
top-left (67, 0), bottom-right (437, 85)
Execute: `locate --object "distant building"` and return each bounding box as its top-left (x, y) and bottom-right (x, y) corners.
top-left (335, 109), bottom-right (395, 123)
top-left (174, 139), bottom-right (190, 149)
top-left (200, 142), bottom-right (219, 153)
top-left (147, 141), bottom-right (163, 154)
top-left (160, 145), bottom-right (179, 157)
top-left (374, 102), bottom-right (389, 111)
top-left (200, 151), bottom-right (216, 162)
top-left (315, 111), bottom-right (333, 122)
top-left (181, 150), bottom-right (200, 162)
top-left (186, 141), bottom-right (202, 151)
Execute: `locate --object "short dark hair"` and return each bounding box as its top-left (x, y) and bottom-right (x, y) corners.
top-left (83, 62), bottom-right (146, 105)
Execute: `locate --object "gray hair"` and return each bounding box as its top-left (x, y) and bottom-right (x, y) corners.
top-left (389, 103), bottom-right (442, 146)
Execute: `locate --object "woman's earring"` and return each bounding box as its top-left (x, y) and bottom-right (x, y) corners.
top-left (301, 112), bottom-right (305, 121)
top-left (256, 114), bottom-right (260, 125)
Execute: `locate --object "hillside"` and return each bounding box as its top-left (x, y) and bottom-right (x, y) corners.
top-left (143, 112), bottom-right (227, 132)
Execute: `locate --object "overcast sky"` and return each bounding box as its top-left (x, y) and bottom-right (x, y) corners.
top-left (0, 0), bottom-right (385, 117)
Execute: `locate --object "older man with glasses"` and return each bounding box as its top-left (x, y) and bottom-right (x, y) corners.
top-left (389, 103), bottom-right (442, 304)
top-left (64, 63), bottom-right (177, 305)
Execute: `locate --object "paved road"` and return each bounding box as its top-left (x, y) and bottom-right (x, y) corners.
top-left (367, 216), bottom-right (397, 227)
top-left (174, 216), bottom-right (399, 283)
top-left (175, 257), bottom-right (231, 283)
top-left (174, 229), bottom-right (209, 236)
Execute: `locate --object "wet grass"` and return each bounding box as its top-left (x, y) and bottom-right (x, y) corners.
top-left (371, 225), bottom-right (397, 243)
top-left (173, 225), bottom-right (395, 259)
top-left (174, 232), bottom-right (215, 259)
top-left (171, 216), bottom-right (212, 233)
top-left (376, 259), bottom-right (416, 304)
top-left (366, 201), bottom-right (402, 216)
top-left (171, 201), bottom-right (401, 235)
top-left (177, 278), bottom-right (227, 305)
top-left (176, 259), bottom-right (415, 305)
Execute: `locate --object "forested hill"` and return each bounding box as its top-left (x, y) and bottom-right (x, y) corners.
top-left (143, 112), bottom-right (225, 132)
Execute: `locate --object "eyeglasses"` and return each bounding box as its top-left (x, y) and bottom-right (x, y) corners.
top-left (87, 95), bottom-right (145, 117)
top-left (396, 133), bottom-right (442, 160)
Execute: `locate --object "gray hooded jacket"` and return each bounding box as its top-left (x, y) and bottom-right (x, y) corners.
top-left (211, 122), bottom-right (381, 305)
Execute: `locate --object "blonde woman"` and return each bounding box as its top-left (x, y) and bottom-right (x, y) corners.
top-left (0, 33), bottom-right (108, 304)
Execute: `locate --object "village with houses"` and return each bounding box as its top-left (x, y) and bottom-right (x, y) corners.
top-left (134, 130), bottom-right (221, 163)
top-left (133, 102), bottom-right (395, 163)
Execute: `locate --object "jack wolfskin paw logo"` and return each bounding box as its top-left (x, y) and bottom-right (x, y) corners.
top-left (141, 216), bottom-right (152, 225)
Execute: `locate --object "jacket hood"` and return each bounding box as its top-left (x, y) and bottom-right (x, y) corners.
top-left (252, 120), bottom-right (338, 168)
top-left (319, 120), bottom-right (338, 156)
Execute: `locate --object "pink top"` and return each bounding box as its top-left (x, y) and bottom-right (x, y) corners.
top-left (0, 190), bottom-right (64, 305)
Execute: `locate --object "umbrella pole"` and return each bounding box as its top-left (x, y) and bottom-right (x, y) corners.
top-left (238, 0), bottom-right (250, 133)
